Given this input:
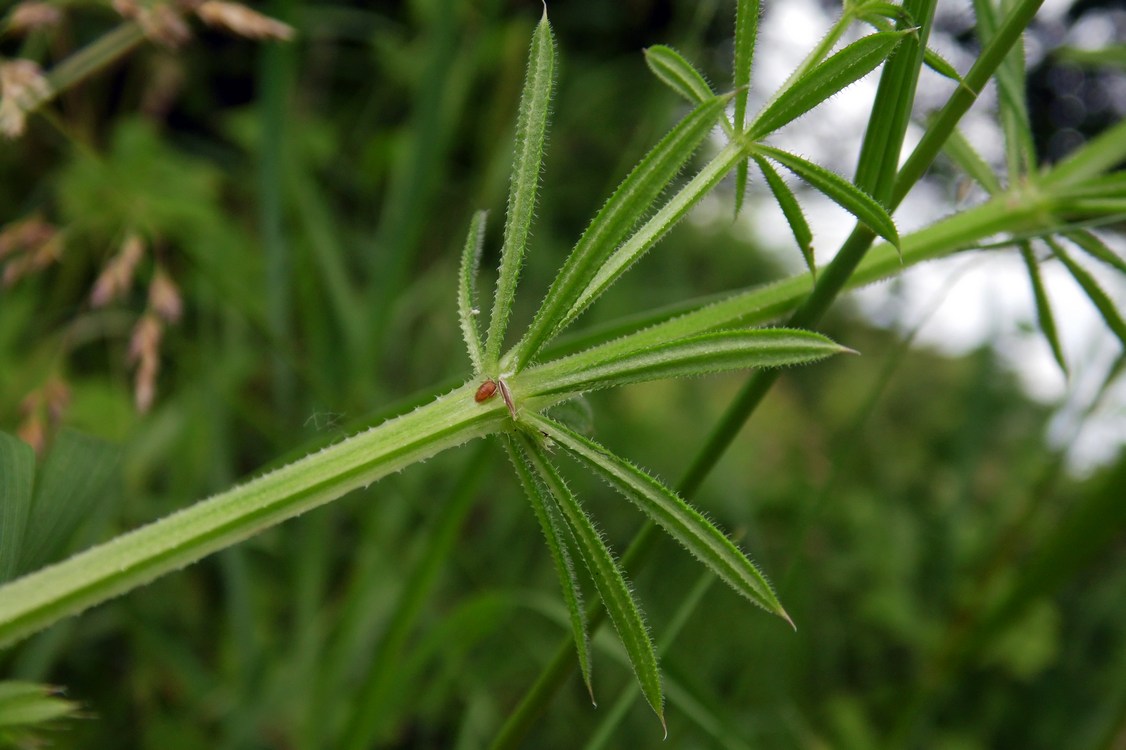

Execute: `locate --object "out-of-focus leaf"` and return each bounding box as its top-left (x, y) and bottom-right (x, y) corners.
top-left (0, 433), bottom-right (35, 584)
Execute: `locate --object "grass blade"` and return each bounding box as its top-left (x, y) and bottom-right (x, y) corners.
top-left (943, 126), bottom-right (1003, 194)
top-left (1065, 229), bottom-right (1126, 276)
top-left (504, 436), bottom-right (594, 702)
top-left (1047, 236), bottom-right (1126, 349)
top-left (518, 328), bottom-right (846, 399)
top-left (484, 9), bottom-right (555, 370)
top-left (753, 144), bottom-right (901, 252)
top-left (16, 430), bottom-right (118, 576)
top-left (458, 211), bottom-right (489, 373)
top-left (747, 30), bottom-right (910, 140)
top-left (1020, 244), bottom-right (1068, 377)
top-left (732, 0), bottom-right (761, 215)
top-left (515, 434), bottom-right (665, 727)
top-left (644, 45), bottom-right (714, 105)
top-left (0, 432), bottom-right (35, 584)
top-left (510, 93), bottom-right (732, 370)
top-left (972, 0), bottom-right (1036, 178)
top-left (753, 155), bottom-right (816, 277)
top-left (529, 414), bottom-right (792, 623)
top-left (923, 46), bottom-right (963, 83)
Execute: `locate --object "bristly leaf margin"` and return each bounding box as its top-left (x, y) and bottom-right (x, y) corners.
top-left (459, 210), bottom-right (488, 373)
top-left (514, 433), bottom-right (665, 728)
top-left (503, 434), bottom-right (594, 702)
top-left (528, 413), bottom-right (794, 625)
top-left (484, 8), bottom-right (555, 371)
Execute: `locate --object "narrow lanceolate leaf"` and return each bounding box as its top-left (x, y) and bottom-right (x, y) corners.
top-left (732, 0), bottom-right (761, 215)
top-left (503, 435), bottom-right (593, 701)
top-left (1066, 229), bottom-right (1126, 276)
top-left (557, 140), bottom-right (748, 336)
top-left (519, 328), bottom-right (846, 399)
top-left (753, 155), bottom-right (816, 277)
top-left (1020, 244), bottom-right (1068, 377)
top-left (753, 144), bottom-right (901, 253)
top-left (0, 680), bottom-right (82, 730)
top-left (644, 45), bottom-right (714, 105)
top-left (943, 127), bottom-right (1002, 195)
top-left (0, 433), bottom-right (35, 584)
top-left (853, 0), bottom-right (910, 25)
top-left (529, 413), bottom-right (792, 623)
top-left (1048, 237), bottom-right (1126, 350)
top-left (924, 47), bottom-right (963, 83)
top-left (515, 434), bottom-right (664, 726)
top-left (747, 30), bottom-right (909, 140)
top-left (510, 94), bottom-right (732, 370)
top-left (484, 10), bottom-right (555, 370)
top-left (458, 211), bottom-right (488, 373)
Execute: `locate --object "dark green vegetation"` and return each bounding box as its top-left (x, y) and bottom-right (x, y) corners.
top-left (2, 1), bottom-right (1125, 747)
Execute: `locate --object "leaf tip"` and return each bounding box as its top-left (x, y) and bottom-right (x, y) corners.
top-left (540, 0), bottom-right (548, 21)
top-left (780, 607), bottom-right (797, 632)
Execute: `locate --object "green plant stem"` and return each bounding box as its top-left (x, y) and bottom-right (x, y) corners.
top-left (0, 384), bottom-right (508, 649)
top-left (339, 444), bottom-right (491, 750)
top-left (44, 23), bottom-right (146, 97)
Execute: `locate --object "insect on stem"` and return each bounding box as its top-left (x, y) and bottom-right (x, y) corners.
top-left (474, 380), bottom-right (498, 402)
top-left (474, 378), bottom-right (518, 420)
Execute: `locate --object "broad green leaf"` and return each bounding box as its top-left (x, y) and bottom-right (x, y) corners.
top-left (644, 45), bottom-right (714, 105)
top-left (529, 413), bottom-right (793, 623)
top-left (555, 140), bottom-right (748, 337)
top-left (753, 155), bottom-right (816, 276)
top-left (519, 328), bottom-right (846, 400)
top-left (17, 429), bottom-right (119, 576)
top-left (503, 435), bottom-right (593, 701)
top-left (515, 434), bottom-right (664, 726)
top-left (510, 93), bottom-right (732, 370)
top-left (943, 126), bottom-right (1003, 194)
top-left (1048, 237), bottom-right (1126, 350)
top-left (732, 0), bottom-right (760, 215)
top-left (0, 432), bottom-right (35, 584)
top-left (1065, 229), bottom-right (1126, 276)
top-left (753, 144), bottom-right (901, 252)
top-left (747, 30), bottom-right (909, 140)
top-left (458, 210), bottom-right (488, 373)
top-left (1020, 245), bottom-right (1068, 377)
top-left (484, 10), bottom-right (555, 370)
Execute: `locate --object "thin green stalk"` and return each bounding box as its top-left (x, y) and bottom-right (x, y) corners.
top-left (340, 444), bottom-right (491, 750)
top-left (44, 23), bottom-right (146, 100)
top-left (259, 0), bottom-right (295, 409)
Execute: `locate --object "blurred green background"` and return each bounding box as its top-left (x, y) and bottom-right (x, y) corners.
top-left (1, 1), bottom-right (1125, 747)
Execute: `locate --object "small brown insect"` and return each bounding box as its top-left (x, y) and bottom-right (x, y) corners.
top-left (475, 380), bottom-right (498, 402)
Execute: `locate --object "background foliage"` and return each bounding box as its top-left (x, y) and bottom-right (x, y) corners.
top-left (1, 0), bottom-right (1125, 747)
